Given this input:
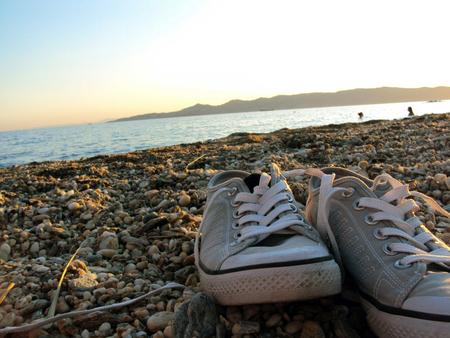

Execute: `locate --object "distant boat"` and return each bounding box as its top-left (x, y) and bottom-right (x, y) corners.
top-left (427, 100), bottom-right (441, 103)
top-left (260, 109), bottom-right (274, 111)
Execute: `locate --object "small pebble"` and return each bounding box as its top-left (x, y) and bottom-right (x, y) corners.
top-left (146, 311), bottom-right (174, 332)
top-left (178, 195), bottom-right (191, 207)
top-left (99, 322), bottom-right (111, 332)
top-left (68, 202), bottom-right (81, 211)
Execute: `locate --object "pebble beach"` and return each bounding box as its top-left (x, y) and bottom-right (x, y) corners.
top-left (1, 112), bottom-right (450, 338)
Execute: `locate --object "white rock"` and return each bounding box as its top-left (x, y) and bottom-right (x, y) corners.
top-left (435, 173), bottom-right (447, 182)
top-left (87, 202), bottom-right (97, 209)
top-left (176, 172), bottom-right (188, 180)
top-left (35, 266), bottom-right (50, 273)
top-left (139, 181), bottom-right (149, 188)
top-left (78, 247), bottom-right (94, 254)
top-left (83, 291), bottom-right (92, 300)
top-left (124, 263), bottom-right (136, 273)
top-left (99, 322), bottom-right (111, 332)
top-left (297, 149), bottom-right (308, 157)
top-left (56, 298), bottom-right (70, 314)
top-left (80, 213), bottom-right (92, 220)
top-left (99, 234), bottom-right (119, 250)
top-left (98, 249), bottom-right (118, 258)
top-left (37, 207), bottom-right (49, 214)
top-left (68, 202), bottom-right (81, 211)
top-left (30, 242), bottom-right (40, 253)
top-left (146, 311), bottom-right (174, 332)
top-left (84, 221), bottom-right (95, 230)
top-left (0, 243), bottom-right (11, 255)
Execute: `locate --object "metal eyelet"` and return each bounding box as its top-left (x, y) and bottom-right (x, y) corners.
top-left (230, 241), bottom-right (239, 247)
top-left (231, 198), bottom-right (241, 207)
top-left (353, 199), bottom-right (365, 210)
top-left (286, 193), bottom-right (293, 202)
top-left (394, 260), bottom-right (412, 269)
top-left (374, 227), bottom-right (388, 240)
top-left (303, 224), bottom-right (313, 230)
top-left (382, 243), bottom-right (398, 256)
top-left (342, 187), bottom-right (355, 197)
top-left (227, 187), bottom-right (238, 196)
top-left (290, 204), bottom-right (298, 213)
top-left (296, 213), bottom-right (304, 222)
top-left (231, 220), bottom-right (241, 230)
top-left (233, 209), bottom-right (242, 218)
top-left (365, 214), bottom-right (379, 225)
top-left (233, 231), bottom-right (242, 239)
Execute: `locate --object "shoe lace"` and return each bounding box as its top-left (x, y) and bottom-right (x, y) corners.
top-left (230, 172), bottom-right (316, 244)
top-left (310, 171), bottom-right (450, 276)
top-left (194, 169), bottom-right (319, 265)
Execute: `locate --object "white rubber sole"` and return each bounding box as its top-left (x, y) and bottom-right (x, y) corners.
top-left (360, 297), bottom-right (450, 338)
top-left (198, 260), bottom-right (341, 306)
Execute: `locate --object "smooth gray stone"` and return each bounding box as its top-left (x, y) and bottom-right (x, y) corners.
top-left (172, 292), bottom-right (219, 338)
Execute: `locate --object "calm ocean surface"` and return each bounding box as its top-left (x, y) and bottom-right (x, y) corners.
top-left (1, 101), bottom-right (450, 168)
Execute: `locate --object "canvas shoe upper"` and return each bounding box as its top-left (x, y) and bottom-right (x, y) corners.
top-left (194, 164), bottom-right (341, 306)
top-left (302, 167), bottom-right (450, 338)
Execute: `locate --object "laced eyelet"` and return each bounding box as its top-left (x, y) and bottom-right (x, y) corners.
top-left (374, 227), bottom-right (388, 240)
top-left (231, 220), bottom-right (240, 229)
top-left (365, 214), bottom-right (379, 225)
top-left (233, 231), bottom-right (242, 239)
top-left (353, 199), bottom-right (365, 210)
top-left (231, 198), bottom-right (241, 207)
top-left (394, 260), bottom-right (412, 269)
top-left (286, 193), bottom-right (293, 202)
top-left (342, 187), bottom-right (355, 197)
top-left (233, 209), bottom-right (242, 218)
top-left (296, 213), bottom-right (304, 222)
top-left (382, 243), bottom-right (398, 255)
top-left (303, 224), bottom-right (313, 230)
top-left (290, 204), bottom-right (298, 213)
top-left (228, 187), bottom-right (238, 196)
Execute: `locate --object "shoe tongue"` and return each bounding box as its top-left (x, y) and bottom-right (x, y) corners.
top-left (244, 164), bottom-right (282, 192)
top-left (244, 174), bottom-right (262, 193)
top-left (270, 163), bottom-right (283, 186)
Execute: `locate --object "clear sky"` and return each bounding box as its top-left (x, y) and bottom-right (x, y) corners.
top-left (0, 1), bottom-right (449, 132)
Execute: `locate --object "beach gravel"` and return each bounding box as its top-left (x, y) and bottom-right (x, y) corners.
top-left (0, 112), bottom-right (449, 337)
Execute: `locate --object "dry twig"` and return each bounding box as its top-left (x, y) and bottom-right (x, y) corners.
top-left (0, 283), bottom-right (185, 335)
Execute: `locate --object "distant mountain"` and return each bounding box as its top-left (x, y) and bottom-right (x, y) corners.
top-left (95, 118), bottom-right (116, 124)
top-left (110, 86), bottom-right (450, 123)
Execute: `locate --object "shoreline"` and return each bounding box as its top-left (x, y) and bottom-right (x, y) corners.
top-left (0, 112), bottom-right (450, 337)
top-left (3, 100), bottom-right (450, 170)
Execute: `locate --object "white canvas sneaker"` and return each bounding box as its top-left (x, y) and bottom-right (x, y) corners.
top-left (194, 164), bottom-right (341, 306)
top-left (302, 167), bottom-right (450, 338)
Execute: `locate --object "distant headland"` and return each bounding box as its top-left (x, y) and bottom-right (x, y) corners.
top-left (110, 86), bottom-right (450, 123)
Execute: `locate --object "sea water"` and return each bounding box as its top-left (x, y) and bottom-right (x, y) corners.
top-left (1, 100), bottom-right (450, 168)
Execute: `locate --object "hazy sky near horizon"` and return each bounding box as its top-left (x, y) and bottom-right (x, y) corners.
top-left (1, 1), bottom-right (449, 132)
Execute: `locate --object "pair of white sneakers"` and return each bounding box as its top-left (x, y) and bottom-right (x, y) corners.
top-left (194, 164), bottom-right (450, 338)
